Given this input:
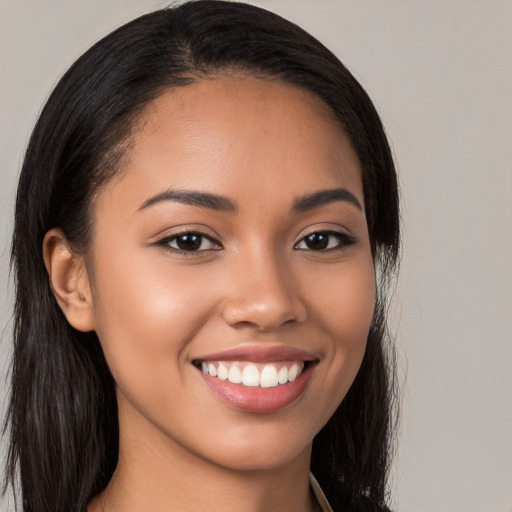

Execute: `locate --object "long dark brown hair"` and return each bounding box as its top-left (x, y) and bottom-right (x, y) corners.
top-left (4, 2), bottom-right (400, 511)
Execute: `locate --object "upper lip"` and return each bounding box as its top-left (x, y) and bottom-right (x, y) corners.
top-left (194, 345), bottom-right (318, 363)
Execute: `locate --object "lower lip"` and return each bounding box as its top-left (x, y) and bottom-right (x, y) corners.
top-left (197, 363), bottom-right (314, 413)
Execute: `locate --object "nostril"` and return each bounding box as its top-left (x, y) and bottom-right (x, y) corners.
top-left (221, 294), bottom-right (307, 331)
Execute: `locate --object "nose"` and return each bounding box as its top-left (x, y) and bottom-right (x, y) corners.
top-left (221, 251), bottom-right (307, 331)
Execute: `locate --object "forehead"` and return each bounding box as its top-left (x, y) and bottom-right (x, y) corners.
top-left (98, 76), bottom-right (363, 214)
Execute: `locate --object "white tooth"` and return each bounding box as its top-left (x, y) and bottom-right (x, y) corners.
top-left (208, 363), bottom-right (217, 377)
top-left (228, 365), bottom-right (242, 384)
top-left (201, 362), bottom-right (208, 373)
top-left (277, 366), bottom-right (288, 384)
top-left (260, 364), bottom-right (278, 388)
top-left (217, 363), bottom-right (228, 380)
top-left (288, 363), bottom-right (299, 382)
top-left (242, 364), bottom-right (260, 387)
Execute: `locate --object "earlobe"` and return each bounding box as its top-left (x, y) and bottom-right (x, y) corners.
top-left (42, 228), bottom-right (96, 332)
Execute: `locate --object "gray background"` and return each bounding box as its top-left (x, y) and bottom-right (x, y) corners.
top-left (1, 1), bottom-right (511, 511)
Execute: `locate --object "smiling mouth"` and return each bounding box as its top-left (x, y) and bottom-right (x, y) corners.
top-left (193, 355), bottom-right (317, 413)
top-left (193, 360), bottom-right (309, 388)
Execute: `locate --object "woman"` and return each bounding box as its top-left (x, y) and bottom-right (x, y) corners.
top-left (4, 1), bottom-right (400, 511)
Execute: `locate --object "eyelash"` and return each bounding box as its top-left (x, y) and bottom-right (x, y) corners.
top-left (154, 229), bottom-right (356, 255)
top-left (154, 231), bottom-right (222, 255)
top-left (294, 230), bottom-right (357, 252)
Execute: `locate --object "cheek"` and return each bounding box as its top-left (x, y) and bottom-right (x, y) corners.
top-left (307, 256), bottom-right (376, 343)
top-left (89, 257), bottom-right (224, 443)
top-left (88, 247), bottom-right (216, 384)
top-left (303, 257), bottom-right (375, 412)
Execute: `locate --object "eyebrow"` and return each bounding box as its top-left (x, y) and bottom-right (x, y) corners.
top-left (138, 187), bottom-right (362, 214)
top-left (292, 188), bottom-right (363, 212)
top-left (138, 189), bottom-right (238, 213)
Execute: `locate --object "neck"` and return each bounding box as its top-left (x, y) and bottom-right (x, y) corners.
top-left (89, 402), bottom-right (317, 512)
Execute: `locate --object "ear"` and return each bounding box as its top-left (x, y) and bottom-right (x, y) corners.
top-left (43, 228), bottom-right (95, 332)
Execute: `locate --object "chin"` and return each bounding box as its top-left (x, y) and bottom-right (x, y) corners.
top-left (183, 416), bottom-right (318, 473)
top-left (205, 439), bottom-right (312, 473)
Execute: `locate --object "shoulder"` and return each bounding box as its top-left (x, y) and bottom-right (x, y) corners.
top-left (329, 484), bottom-right (393, 512)
top-left (310, 473), bottom-right (393, 512)
top-left (331, 489), bottom-right (391, 512)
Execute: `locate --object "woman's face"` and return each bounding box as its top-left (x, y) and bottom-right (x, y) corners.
top-left (87, 77), bottom-right (375, 471)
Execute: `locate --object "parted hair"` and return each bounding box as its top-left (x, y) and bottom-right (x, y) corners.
top-left (4, 2), bottom-right (400, 511)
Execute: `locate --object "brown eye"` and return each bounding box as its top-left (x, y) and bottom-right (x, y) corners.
top-left (295, 231), bottom-right (356, 251)
top-left (305, 233), bottom-right (329, 250)
top-left (159, 232), bottom-right (221, 252)
top-left (174, 234), bottom-right (203, 251)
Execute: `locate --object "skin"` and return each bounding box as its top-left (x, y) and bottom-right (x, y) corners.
top-left (44, 76), bottom-right (376, 512)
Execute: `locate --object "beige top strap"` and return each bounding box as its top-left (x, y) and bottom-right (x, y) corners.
top-left (310, 472), bottom-right (334, 512)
